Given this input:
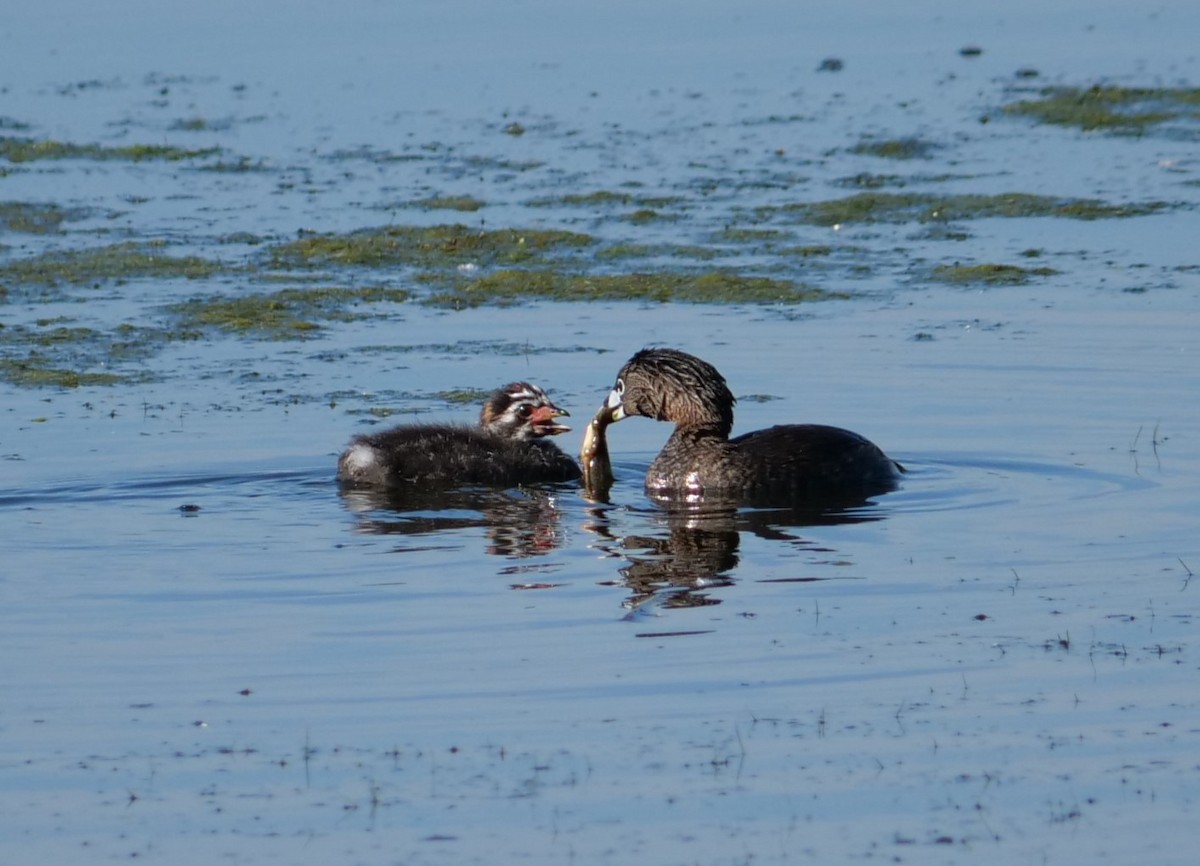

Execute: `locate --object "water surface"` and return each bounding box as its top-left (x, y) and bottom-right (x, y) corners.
top-left (2, 1), bottom-right (1199, 864)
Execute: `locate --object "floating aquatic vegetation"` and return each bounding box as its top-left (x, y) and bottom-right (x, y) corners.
top-left (197, 156), bottom-right (272, 173)
top-left (594, 242), bottom-right (719, 262)
top-left (351, 340), bottom-right (608, 358)
top-left (930, 262), bottom-right (1059, 286)
top-left (170, 286), bottom-right (411, 337)
top-left (715, 227), bottom-right (792, 243)
top-left (0, 201), bottom-right (93, 234)
top-left (759, 192), bottom-right (1168, 226)
top-left (437, 387), bottom-right (493, 404)
top-left (528, 190), bottom-right (685, 209)
top-left (411, 195), bottom-right (486, 212)
top-left (267, 224), bottom-right (594, 271)
top-left (0, 136), bottom-right (220, 163)
top-left (421, 269), bottom-right (837, 307)
top-left (1001, 84), bottom-right (1200, 133)
top-left (850, 138), bottom-right (940, 160)
top-left (0, 241), bottom-right (220, 286)
top-left (0, 359), bottom-right (128, 388)
top-left (834, 173), bottom-right (909, 190)
top-left (622, 208), bottom-right (675, 224)
top-left (0, 320), bottom-right (163, 388)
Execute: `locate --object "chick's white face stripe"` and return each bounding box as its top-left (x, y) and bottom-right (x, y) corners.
top-left (508, 384), bottom-right (548, 404)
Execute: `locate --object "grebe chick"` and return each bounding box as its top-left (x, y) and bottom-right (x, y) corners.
top-left (338, 382), bottom-right (581, 487)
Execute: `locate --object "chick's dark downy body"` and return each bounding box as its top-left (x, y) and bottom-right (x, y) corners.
top-left (337, 382), bottom-right (581, 487)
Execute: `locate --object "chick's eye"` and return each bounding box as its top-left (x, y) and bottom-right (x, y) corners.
top-left (614, 378), bottom-right (625, 395)
top-left (516, 403), bottom-right (534, 418)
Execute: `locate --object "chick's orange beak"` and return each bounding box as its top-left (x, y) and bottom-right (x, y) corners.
top-left (530, 404), bottom-right (571, 436)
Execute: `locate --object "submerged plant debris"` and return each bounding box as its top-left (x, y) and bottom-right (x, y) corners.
top-left (1001, 84), bottom-right (1200, 133)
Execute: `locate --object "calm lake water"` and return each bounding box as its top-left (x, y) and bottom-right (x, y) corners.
top-left (2, 1), bottom-right (1199, 864)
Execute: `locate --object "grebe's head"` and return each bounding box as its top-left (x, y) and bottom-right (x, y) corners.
top-left (603, 348), bottom-right (735, 436)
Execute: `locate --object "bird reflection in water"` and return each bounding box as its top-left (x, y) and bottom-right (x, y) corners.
top-left (339, 483), bottom-right (572, 560)
top-left (582, 495), bottom-right (888, 612)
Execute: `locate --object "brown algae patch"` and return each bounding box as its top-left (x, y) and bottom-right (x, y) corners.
top-left (0, 137), bottom-right (220, 163)
top-left (1002, 85), bottom-right (1200, 133)
top-left (930, 262), bottom-right (1059, 286)
top-left (1, 241), bottom-right (221, 287)
top-left (760, 192), bottom-right (1168, 226)
top-left (268, 224), bottom-right (594, 270)
top-left (421, 269), bottom-right (837, 307)
top-left (170, 286), bottom-right (411, 337)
